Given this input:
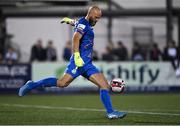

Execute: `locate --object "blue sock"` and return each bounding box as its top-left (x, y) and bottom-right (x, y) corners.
top-left (29, 77), bottom-right (57, 90)
top-left (100, 89), bottom-right (114, 114)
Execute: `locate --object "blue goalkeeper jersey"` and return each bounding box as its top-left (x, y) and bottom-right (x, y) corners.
top-left (66, 17), bottom-right (100, 79)
top-left (70, 17), bottom-right (94, 64)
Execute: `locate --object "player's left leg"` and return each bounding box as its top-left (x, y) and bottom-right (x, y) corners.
top-left (89, 73), bottom-right (126, 119)
top-left (89, 73), bottom-right (113, 112)
top-left (84, 64), bottom-right (126, 119)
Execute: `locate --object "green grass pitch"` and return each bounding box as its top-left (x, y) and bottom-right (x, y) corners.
top-left (0, 93), bottom-right (180, 125)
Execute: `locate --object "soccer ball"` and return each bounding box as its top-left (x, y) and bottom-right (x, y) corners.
top-left (110, 78), bottom-right (125, 93)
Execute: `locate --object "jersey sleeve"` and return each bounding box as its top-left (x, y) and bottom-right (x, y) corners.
top-left (74, 19), bottom-right (87, 35)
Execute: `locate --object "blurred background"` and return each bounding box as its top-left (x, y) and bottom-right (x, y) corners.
top-left (0, 0), bottom-right (180, 93)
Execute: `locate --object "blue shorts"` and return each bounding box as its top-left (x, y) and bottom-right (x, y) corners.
top-left (65, 61), bottom-right (100, 79)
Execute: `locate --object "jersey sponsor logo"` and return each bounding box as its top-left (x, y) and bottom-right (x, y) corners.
top-left (77, 24), bottom-right (86, 31)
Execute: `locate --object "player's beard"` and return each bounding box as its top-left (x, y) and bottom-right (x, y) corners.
top-left (89, 17), bottom-right (97, 26)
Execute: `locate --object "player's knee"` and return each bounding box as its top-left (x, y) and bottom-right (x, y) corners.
top-left (57, 79), bottom-right (69, 88)
top-left (99, 83), bottom-right (110, 90)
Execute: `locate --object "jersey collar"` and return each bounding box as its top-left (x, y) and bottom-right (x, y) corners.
top-left (83, 17), bottom-right (92, 28)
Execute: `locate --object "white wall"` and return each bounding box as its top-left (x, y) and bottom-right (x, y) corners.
top-left (6, 17), bottom-right (177, 62)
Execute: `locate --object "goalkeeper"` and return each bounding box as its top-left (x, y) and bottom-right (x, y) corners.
top-left (18, 5), bottom-right (126, 119)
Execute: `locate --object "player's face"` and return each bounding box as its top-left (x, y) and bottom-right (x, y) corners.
top-left (89, 10), bottom-right (101, 26)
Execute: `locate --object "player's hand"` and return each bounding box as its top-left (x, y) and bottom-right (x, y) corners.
top-left (74, 52), bottom-right (84, 67)
top-left (60, 17), bottom-right (75, 26)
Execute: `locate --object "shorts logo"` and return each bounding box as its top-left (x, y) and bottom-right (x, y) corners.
top-left (77, 24), bottom-right (86, 31)
top-left (72, 67), bottom-right (78, 74)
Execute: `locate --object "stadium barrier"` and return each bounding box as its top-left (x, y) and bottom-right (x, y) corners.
top-left (32, 62), bottom-right (180, 93)
top-left (0, 62), bottom-right (180, 93)
top-left (0, 64), bottom-right (31, 93)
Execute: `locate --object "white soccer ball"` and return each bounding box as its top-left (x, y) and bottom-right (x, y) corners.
top-left (110, 78), bottom-right (125, 93)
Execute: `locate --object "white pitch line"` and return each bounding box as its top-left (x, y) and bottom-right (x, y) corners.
top-left (128, 108), bottom-right (180, 112)
top-left (1, 103), bottom-right (105, 112)
top-left (1, 103), bottom-right (180, 116)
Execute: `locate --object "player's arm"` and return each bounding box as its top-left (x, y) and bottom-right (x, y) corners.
top-left (73, 32), bottom-right (82, 52)
top-left (60, 17), bottom-right (76, 26)
top-left (72, 32), bottom-right (84, 67)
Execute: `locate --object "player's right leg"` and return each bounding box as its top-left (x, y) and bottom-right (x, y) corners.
top-left (18, 73), bottom-right (74, 96)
